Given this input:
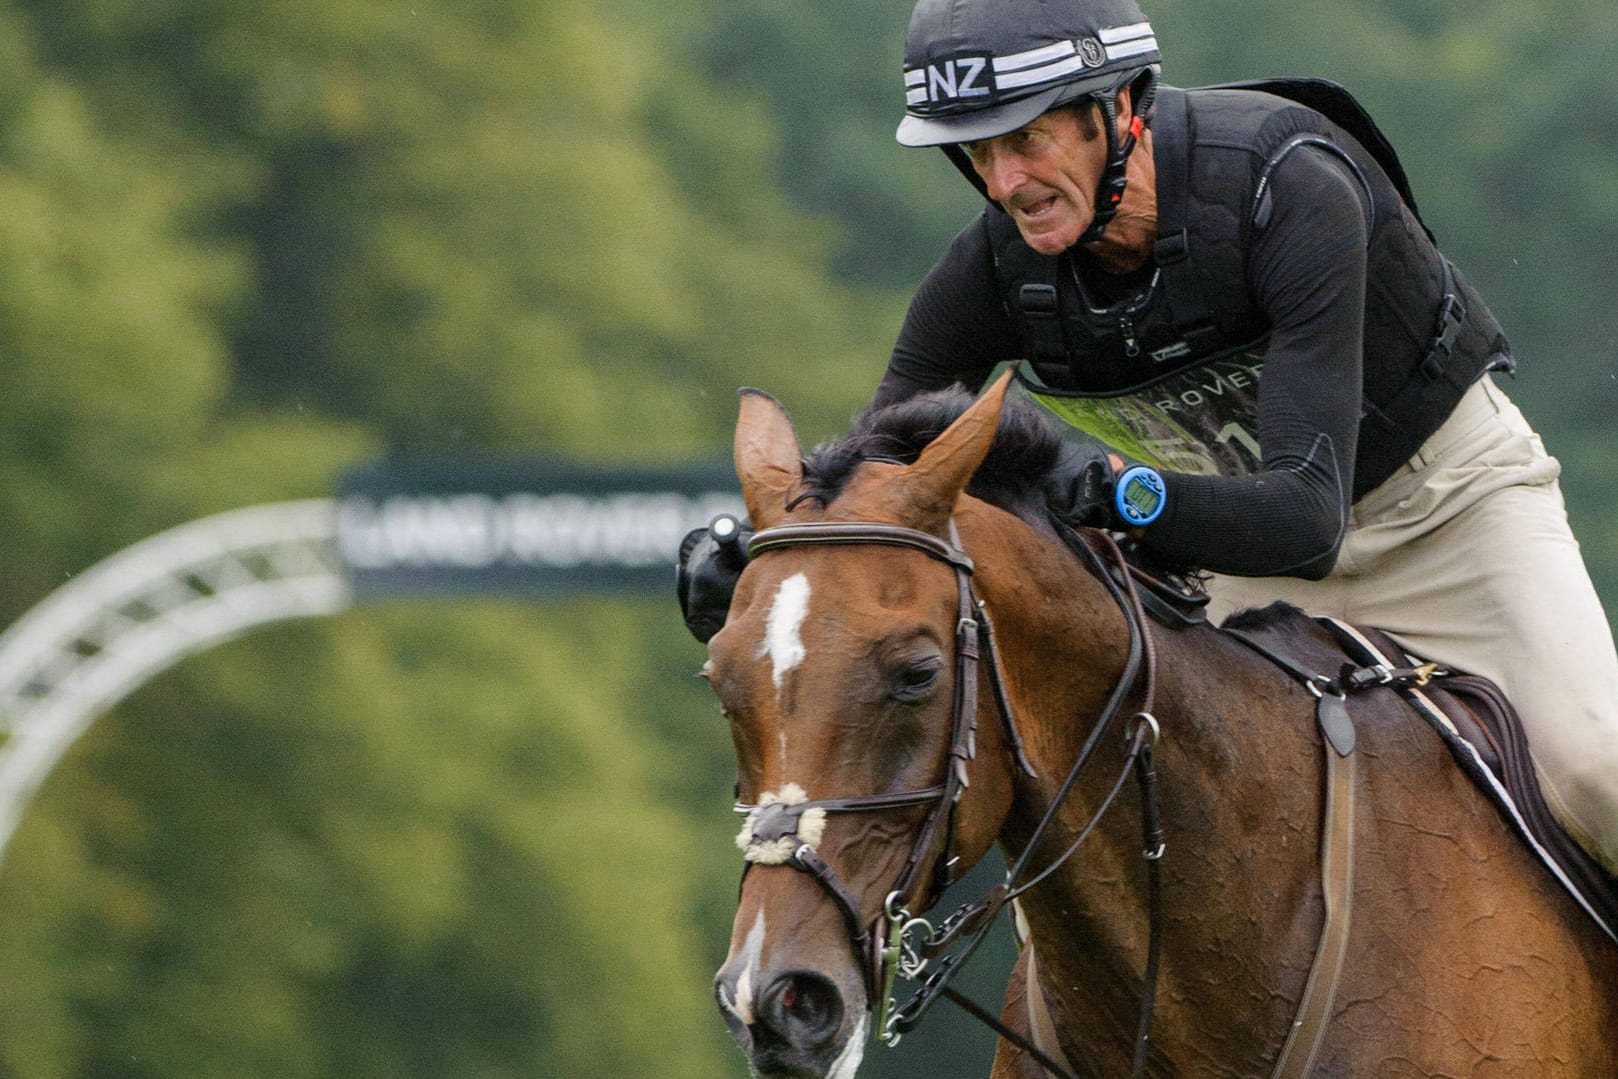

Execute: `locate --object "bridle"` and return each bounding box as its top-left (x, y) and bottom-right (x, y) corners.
top-left (733, 522), bottom-right (1028, 990)
top-left (731, 517), bottom-right (1168, 1079)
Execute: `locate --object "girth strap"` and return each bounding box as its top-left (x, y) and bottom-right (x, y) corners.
top-left (1272, 712), bottom-right (1357, 1079)
top-left (1222, 626), bottom-right (1360, 1077)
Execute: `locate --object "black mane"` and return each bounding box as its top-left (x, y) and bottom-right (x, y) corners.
top-left (799, 385), bottom-right (1206, 588)
top-left (798, 385), bottom-right (1063, 522)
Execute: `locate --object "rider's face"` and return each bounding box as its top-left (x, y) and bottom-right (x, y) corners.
top-left (960, 103), bottom-right (1108, 256)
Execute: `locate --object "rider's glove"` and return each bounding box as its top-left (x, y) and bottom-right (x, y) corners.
top-left (1044, 441), bottom-right (1116, 529)
top-left (1045, 442), bottom-right (1167, 531)
top-left (676, 514), bottom-right (753, 643)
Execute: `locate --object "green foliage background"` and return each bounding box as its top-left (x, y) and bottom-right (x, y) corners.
top-left (0, 1), bottom-right (1613, 1076)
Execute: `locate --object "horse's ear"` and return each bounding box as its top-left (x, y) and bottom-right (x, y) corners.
top-left (898, 371), bottom-right (1012, 528)
top-left (735, 388), bottom-right (803, 529)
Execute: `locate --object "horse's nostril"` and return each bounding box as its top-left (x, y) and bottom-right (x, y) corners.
top-left (761, 971), bottom-right (844, 1047)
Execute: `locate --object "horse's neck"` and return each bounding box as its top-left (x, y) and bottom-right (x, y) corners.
top-left (964, 506), bottom-right (1326, 1067)
top-left (964, 505), bottom-right (1176, 768)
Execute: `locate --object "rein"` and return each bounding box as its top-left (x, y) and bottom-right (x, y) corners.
top-left (733, 518), bottom-right (1169, 1079)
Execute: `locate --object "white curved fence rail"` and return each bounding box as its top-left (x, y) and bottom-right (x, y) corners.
top-left (0, 500), bottom-right (351, 864)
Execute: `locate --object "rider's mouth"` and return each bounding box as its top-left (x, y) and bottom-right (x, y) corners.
top-left (1015, 194), bottom-right (1059, 219)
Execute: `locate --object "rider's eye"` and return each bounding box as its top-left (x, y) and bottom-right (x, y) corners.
top-left (892, 658), bottom-right (943, 702)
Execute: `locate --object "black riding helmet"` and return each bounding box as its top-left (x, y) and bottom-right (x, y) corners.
top-left (896, 0), bottom-right (1161, 243)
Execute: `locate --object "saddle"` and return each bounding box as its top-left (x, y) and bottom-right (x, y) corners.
top-left (1094, 547), bottom-right (1618, 942)
top-left (1223, 603), bottom-right (1618, 945)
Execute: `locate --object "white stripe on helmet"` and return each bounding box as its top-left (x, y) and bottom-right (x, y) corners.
top-left (1098, 21), bottom-right (1154, 44)
top-left (994, 54), bottom-right (1093, 90)
top-left (1105, 36), bottom-right (1159, 61)
top-left (993, 40), bottom-right (1076, 73)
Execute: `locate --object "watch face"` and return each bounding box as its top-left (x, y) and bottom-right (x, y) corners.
top-left (1123, 482), bottom-right (1162, 516)
top-left (1117, 468), bottom-right (1165, 524)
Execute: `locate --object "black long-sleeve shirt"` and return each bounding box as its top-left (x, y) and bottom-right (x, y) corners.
top-left (871, 87), bottom-right (1508, 579)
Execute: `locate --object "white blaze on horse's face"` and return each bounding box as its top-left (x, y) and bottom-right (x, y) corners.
top-left (761, 572), bottom-right (811, 693)
top-left (724, 908), bottom-right (767, 1027)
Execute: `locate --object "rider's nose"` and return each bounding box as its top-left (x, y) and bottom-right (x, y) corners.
top-left (755, 970), bottom-right (845, 1052)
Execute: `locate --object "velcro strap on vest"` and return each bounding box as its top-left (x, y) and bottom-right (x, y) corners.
top-left (1150, 88), bottom-right (1219, 349)
top-left (1016, 282), bottom-right (1067, 366)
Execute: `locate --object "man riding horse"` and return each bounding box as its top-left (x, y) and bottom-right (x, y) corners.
top-left (682, 0), bottom-right (1618, 881)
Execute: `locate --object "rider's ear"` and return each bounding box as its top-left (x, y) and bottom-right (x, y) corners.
top-left (898, 371), bottom-right (1012, 531)
top-left (735, 388), bottom-right (804, 529)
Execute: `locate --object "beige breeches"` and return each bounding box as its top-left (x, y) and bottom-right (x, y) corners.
top-left (1206, 375), bottom-right (1618, 875)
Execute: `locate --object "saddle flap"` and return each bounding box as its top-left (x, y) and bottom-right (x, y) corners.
top-left (1328, 622), bottom-right (1618, 943)
top-left (1222, 606), bottom-right (1618, 943)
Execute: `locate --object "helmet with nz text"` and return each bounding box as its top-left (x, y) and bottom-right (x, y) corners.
top-left (896, 0), bottom-right (1162, 242)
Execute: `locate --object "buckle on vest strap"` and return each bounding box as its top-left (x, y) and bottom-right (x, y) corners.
top-left (1018, 284), bottom-right (1059, 318)
top-left (1154, 229), bottom-right (1190, 265)
top-left (1420, 292), bottom-right (1466, 380)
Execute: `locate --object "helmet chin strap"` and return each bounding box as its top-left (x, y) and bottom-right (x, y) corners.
top-left (1077, 94), bottom-right (1135, 244)
top-left (1077, 73), bottom-right (1157, 245)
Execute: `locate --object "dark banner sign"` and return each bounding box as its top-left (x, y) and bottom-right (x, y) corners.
top-left (336, 458), bottom-right (742, 599)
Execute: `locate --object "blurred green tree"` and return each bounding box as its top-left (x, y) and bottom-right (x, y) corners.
top-left (0, 0), bottom-right (906, 1075)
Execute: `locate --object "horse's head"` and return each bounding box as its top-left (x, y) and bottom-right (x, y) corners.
top-left (708, 375), bottom-right (1020, 1078)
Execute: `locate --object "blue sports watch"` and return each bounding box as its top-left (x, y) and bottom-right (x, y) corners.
top-left (1113, 465), bottom-right (1167, 527)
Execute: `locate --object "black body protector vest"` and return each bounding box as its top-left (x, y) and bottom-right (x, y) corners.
top-left (997, 79), bottom-right (1511, 499)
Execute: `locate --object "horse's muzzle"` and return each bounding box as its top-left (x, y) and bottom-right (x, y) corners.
top-left (715, 963), bottom-right (863, 1078)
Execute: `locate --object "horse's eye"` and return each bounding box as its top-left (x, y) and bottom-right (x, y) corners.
top-left (892, 658), bottom-right (943, 702)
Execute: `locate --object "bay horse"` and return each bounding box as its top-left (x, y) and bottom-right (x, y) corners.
top-left (705, 372), bottom-right (1618, 1078)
